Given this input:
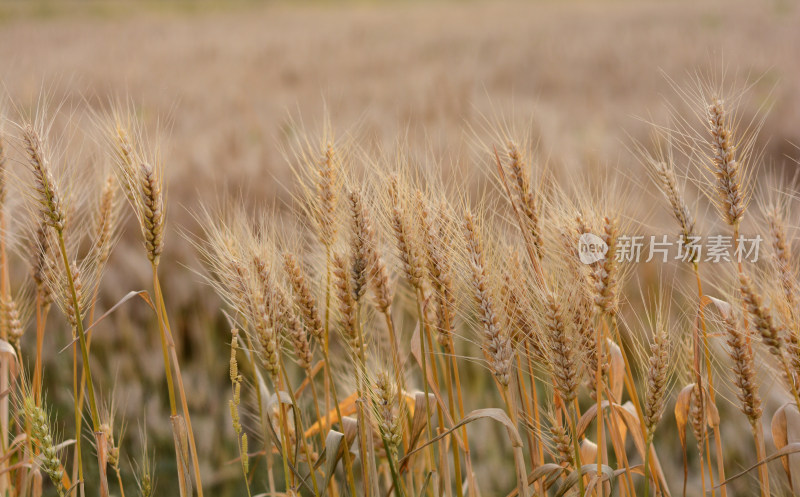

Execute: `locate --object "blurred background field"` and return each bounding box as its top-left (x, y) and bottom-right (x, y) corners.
top-left (1, 0), bottom-right (800, 495)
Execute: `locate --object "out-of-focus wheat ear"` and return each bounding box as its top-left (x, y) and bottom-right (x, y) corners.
top-left (92, 175), bottom-right (120, 268)
top-left (707, 99), bottom-right (745, 226)
top-left (317, 142), bottom-right (339, 245)
top-left (1, 295), bottom-right (25, 350)
top-left (249, 257), bottom-right (280, 380)
top-left (738, 271), bottom-right (800, 410)
top-left (229, 329), bottom-right (251, 489)
top-left (388, 177), bottom-right (424, 291)
top-left (22, 126), bottom-right (65, 231)
top-left (98, 397), bottom-right (123, 488)
top-left (332, 252), bottom-right (361, 359)
top-left (550, 422), bottom-right (574, 468)
top-left (274, 280), bottom-right (314, 371)
top-left (22, 396), bottom-right (66, 497)
top-left (501, 255), bottom-right (539, 355)
top-left (353, 187), bottom-right (393, 313)
top-left (766, 207), bottom-right (796, 311)
top-left (283, 253), bottom-right (324, 340)
top-left (689, 382), bottom-right (707, 453)
top-left (739, 272), bottom-right (783, 357)
top-left (367, 237), bottom-right (393, 316)
top-left (575, 289), bottom-right (604, 394)
top-left (652, 160), bottom-right (696, 246)
top-left (139, 162), bottom-right (164, 266)
top-left (543, 290), bottom-right (578, 404)
top-left (346, 190), bottom-right (369, 301)
top-left (558, 216), bottom-right (603, 389)
top-left (505, 141), bottom-right (543, 259)
top-left (133, 428), bottom-right (154, 497)
top-left (644, 322), bottom-right (670, 438)
top-left (29, 222), bottom-right (52, 304)
top-left (226, 247), bottom-right (256, 320)
top-left (417, 194), bottom-right (455, 346)
top-left (462, 210), bottom-right (513, 386)
top-left (770, 206), bottom-right (800, 375)
top-left (286, 310), bottom-right (314, 371)
top-left (30, 218), bottom-right (53, 408)
top-left (723, 312), bottom-right (762, 425)
top-left (112, 115), bottom-right (138, 182)
top-left (592, 216), bottom-right (619, 315)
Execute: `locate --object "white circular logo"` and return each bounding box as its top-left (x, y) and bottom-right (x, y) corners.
top-left (578, 233), bottom-right (608, 265)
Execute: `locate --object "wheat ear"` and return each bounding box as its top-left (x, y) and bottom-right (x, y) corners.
top-left (707, 99), bottom-right (745, 226)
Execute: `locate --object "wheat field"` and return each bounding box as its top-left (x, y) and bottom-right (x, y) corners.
top-left (1, 1), bottom-right (800, 496)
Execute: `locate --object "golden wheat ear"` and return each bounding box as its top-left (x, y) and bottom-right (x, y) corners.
top-left (22, 125), bottom-right (66, 232)
top-left (644, 320), bottom-right (671, 438)
top-left (542, 288), bottom-right (578, 404)
top-left (283, 252), bottom-right (325, 339)
top-left (707, 99), bottom-right (746, 226)
top-left (461, 209), bottom-right (513, 387)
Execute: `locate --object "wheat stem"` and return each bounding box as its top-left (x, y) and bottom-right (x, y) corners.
top-left (153, 270), bottom-right (205, 496)
top-left (415, 292), bottom-right (437, 494)
top-left (693, 264), bottom-right (727, 497)
top-left (279, 358), bottom-right (320, 495)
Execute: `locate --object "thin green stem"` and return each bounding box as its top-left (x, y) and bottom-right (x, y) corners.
top-left (415, 291), bottom-right (436, 493)
top-left (383, 437), bottom-right (406, 497)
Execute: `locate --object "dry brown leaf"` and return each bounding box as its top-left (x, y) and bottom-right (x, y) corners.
top-left (607, 339), bottom-right (625, 403)
top-left (675, 383), bottom-right (694, 451)
top-left (772, 402), bottom-right (800, 491)
top-left (581, 438), bottom-right (598, 465)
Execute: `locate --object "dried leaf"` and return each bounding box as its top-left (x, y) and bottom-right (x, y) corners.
top-left (581, 439), bottom-right (598, 465)
top-left (60, 290), bottom-right (154, 352)
top-left (555, 464), bottom-right (613, 497)
top-left (607, 339), bottom-right (625, 403)
top-left (410, 391), bottom-right (437, 449)
top-left (772, 402), bottom-right (800, 491)
top-left (0, 339), bottom-right (16, 358)
top-left (320, 430), bottom-right (345, 496)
